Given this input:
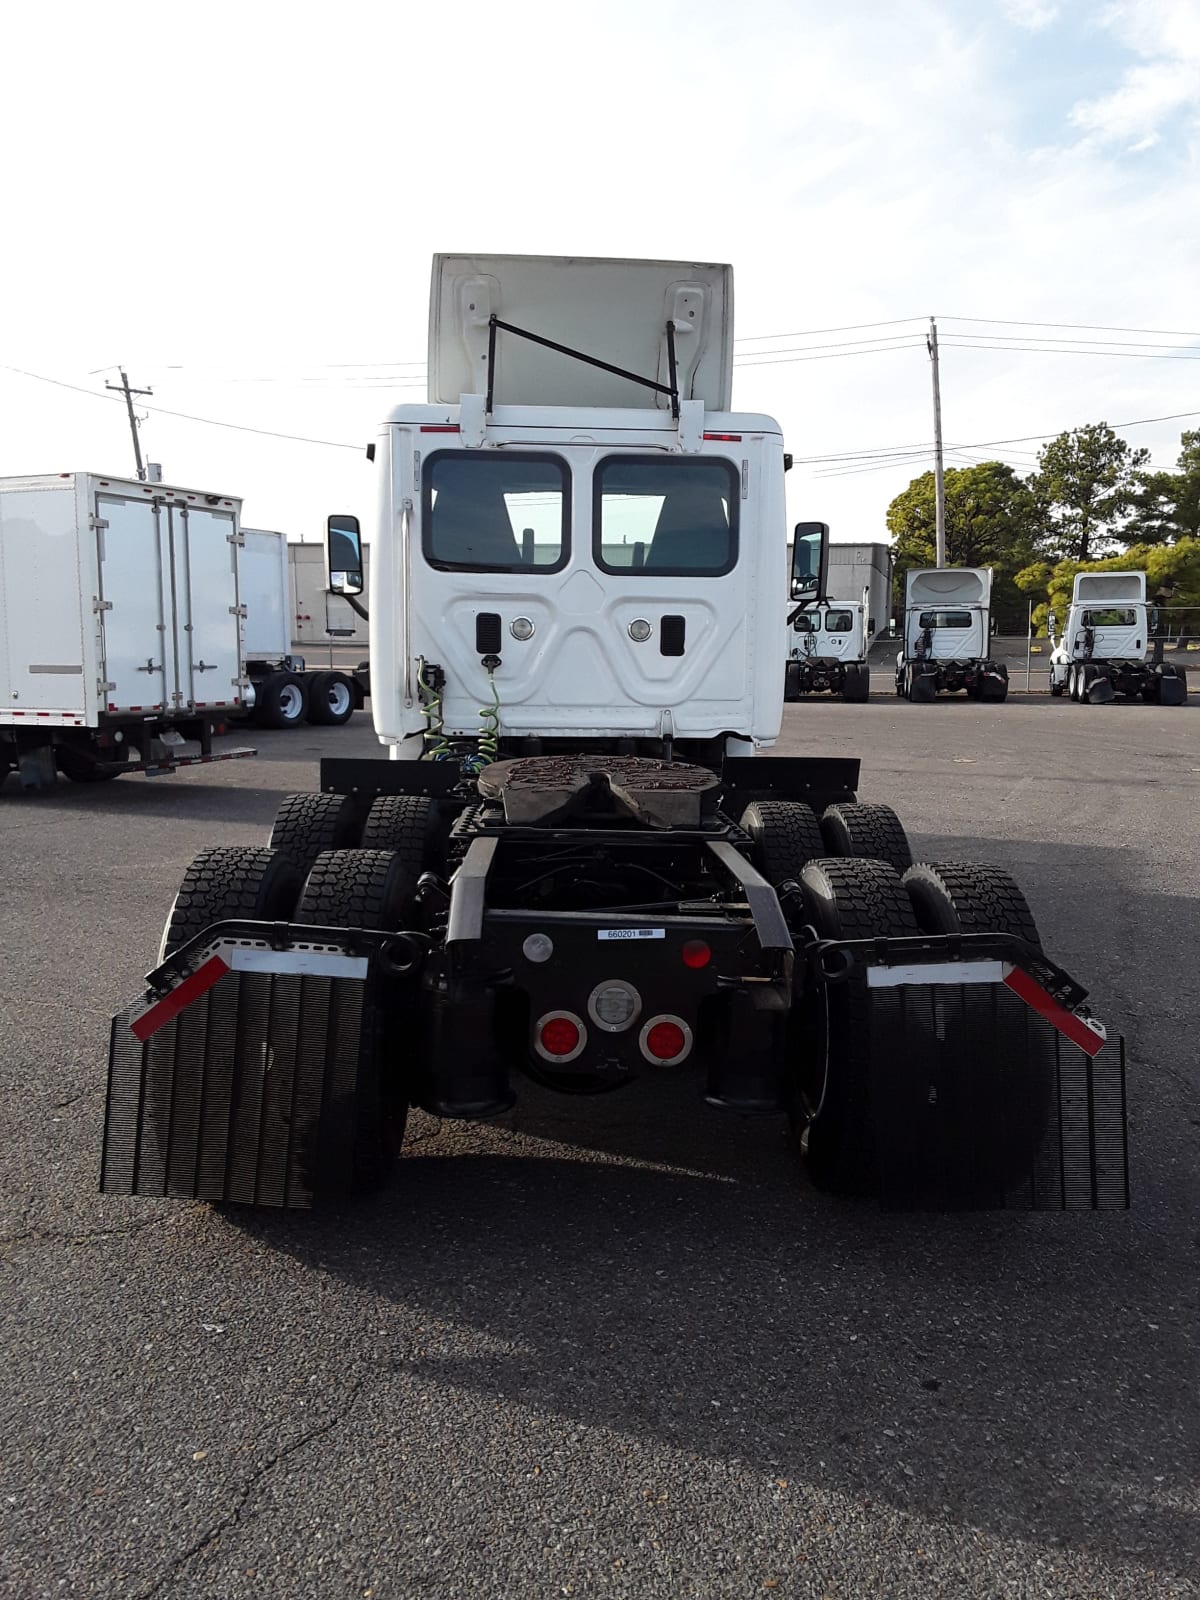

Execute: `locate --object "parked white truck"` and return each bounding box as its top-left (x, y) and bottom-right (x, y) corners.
top-left (0, 472), bottom-right (256, 787)
top-left (1048, 570), bottom-right (1187, 705)
top-left (894, 566), bottom-right (1008, 702)
top-left (102, 254), bottom-right (1126, 1216)
top-left (239, 526), bottom-right (369, 727)
top-left (785, 525), bottom-right (872, 702)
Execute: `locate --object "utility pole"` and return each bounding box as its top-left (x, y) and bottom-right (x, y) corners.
top-left (105, 369), bottom-right (153, 481)
top-left (927, 317), bottom-right (946, 568)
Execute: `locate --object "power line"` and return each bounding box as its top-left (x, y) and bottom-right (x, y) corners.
top-left (734, 332), bottom-right (933, 359)
top-left (943, 314), bottom-right (1200, 338)
top-left (732, 341), bottom-right (926, 368)
top-left (735, 316), bottom-right (923, 343)
top-left (942, 341), bottom-right (1200, 362)
top-left (1, 365), bottom-right (362, 450)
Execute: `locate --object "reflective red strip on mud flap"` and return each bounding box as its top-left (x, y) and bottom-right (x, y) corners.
top-left (1002, 966), bottom-right (1107, 1058)
top-left (130, 955), bottom-right (229, 1042)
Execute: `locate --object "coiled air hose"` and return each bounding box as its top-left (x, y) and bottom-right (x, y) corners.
top-left (461, 671), bottom-right (501, 776)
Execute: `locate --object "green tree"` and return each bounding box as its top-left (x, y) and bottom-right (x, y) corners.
top-left (1130, 430), bottom-right (1200, 545)
top-left (886, 460), bottom-right (1040, 631)
top-left (1029, 422), bottom-right (1149, 561)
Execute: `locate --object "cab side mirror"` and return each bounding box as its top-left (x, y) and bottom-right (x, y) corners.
top-left (326, 514), bottom-right (364, 595)
top-left (791, 521), bottom-right (830, 603)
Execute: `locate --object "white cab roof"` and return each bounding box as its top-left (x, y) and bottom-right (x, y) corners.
top-left (428, 254), bottom-right (734, 410)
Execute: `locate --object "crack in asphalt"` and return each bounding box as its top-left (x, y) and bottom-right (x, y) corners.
top-left (0, 1209), bottom-right (190, 1251)
top-left (131, 1375), bottom-right (368, 1599)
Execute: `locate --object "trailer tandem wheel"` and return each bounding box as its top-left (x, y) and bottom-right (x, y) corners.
top-left (818, 802), bottom-right (913, 875)
top-left (306, 670), bottom-right (356, 726)
top-left (739, 799), bottom-right (826, 886)
top-left (268, 791), bottom-right (360, 871)
top-left (792, 857), bottom-right (921, 1196)
top-left (254, 671), bottom-right (309, 729)
top-left (158, 846), bottom-right (304, 962)
top-left (296, 849), bottom-right (418, 1191)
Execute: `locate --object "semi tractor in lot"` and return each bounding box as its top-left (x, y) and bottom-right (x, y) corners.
top-left (894, 566), bottom-right (1009, 702)
top-left (102, 254), bottom-right (1127, 1214)
top-left (1048, 571), bottom-right (1188, 705)
top-left (785, 547), bottom-right (873, 703)
top-left (0, 477), bottom-right (367, 789)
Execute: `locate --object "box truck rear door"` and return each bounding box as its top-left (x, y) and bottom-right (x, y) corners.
top-left (176, 505), bottom-right (241, 710)
top-left (96, 493), bottom-right (172, 713)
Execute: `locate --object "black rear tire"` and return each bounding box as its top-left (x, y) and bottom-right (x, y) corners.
top-left (903, 861), bottom-right (1041, 949)
top-left (268, 791), bottom-right (360, 871)
top-left (159, 846), bottom-right (303, 961)
top-left (253, 672), bottom-right (308, 729)
top-left (819, 802), bottom-right (913, 875)
top-left (57, 747), bottom-right (124, 782)
top-left (841, 662), bottom-right (870, 703)
top-left (360, 794), bottom-right (440, 874)
top-left (296, 849), bottom-right (415, 1191)
top-left (794, 857), bottom-right (920, 1195)
top-left (305, 671), bottom-right (356, 726)
top-left (739, 799), bottom-right (826, 886)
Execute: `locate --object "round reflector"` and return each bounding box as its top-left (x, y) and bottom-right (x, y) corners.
top-left (681, 940), bottom-right (711, 969)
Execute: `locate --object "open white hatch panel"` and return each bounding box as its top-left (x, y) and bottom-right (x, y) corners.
top-left (905, 567), bottom-right (992, 608)
top-left (428, 254), bottom-right (734, 410)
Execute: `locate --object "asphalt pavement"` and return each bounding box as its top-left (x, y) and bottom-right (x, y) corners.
top-left (1, 691), bottom-right (1197, 1599)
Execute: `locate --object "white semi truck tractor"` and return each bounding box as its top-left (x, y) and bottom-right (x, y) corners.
top-left (894, 567), bottom-right (1009, 702)
top-left (1048, 571), bottom-right (1187, 705)
top-left (784, 531), bottom-right (873, 702)
top-left (101, 255), bottom-right (1126, 1214)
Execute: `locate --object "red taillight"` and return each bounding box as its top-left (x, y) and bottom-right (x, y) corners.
top-left (703, 432), bottom-right (742, 441)
top-left (645, 1020), bottom-right (687, 1061)
top-left (681, 940), bottom-right (711, 969)
top-left (420, 424), bottom-right (461, 433)
top-left (539, 1015), bottom-right (580, 1057)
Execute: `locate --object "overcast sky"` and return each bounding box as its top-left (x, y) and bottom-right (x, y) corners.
top-left (3, 0), bottom-right (1198, 544)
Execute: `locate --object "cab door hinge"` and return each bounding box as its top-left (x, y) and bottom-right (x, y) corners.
top-left (92, 598), bottom-right (113, 614)
top-left (229, 604), bottom-right (247, 618)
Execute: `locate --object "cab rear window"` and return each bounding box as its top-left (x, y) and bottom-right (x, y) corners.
top-left (423, 452), bottom-right (569, 573)
top-left (594, 457), bottom-right (738, 576)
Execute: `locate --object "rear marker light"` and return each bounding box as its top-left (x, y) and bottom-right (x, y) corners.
top-left (681, 940), bottom-right (711, 969)
top-left (420, 424), bottom-right (461, 433)
top-left (535, 1010), bottom-right (587, 1064)
top-left (703, 432), bottom-right (742, 441)
top-left (639, 1015), bottom-right (693, 1065)
top-left (628, 619), bottom-right (652, 643)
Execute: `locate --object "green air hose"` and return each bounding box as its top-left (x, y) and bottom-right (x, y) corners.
top-left (462, 671), bottom-right (501, 776)
top-left (416, 658), bottom-right (452, 761)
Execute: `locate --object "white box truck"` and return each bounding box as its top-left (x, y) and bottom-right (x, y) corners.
top-left (239, 527), bottom-right (369, 728)
top-left (0, 472), bottom-right (255, 787)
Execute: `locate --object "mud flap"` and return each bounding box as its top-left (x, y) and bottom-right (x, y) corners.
top-left (101, 942), bottom-right (376, 1207)
top-left (1086, 677), bottom-right (1115, 705)
top-left (861, 972), bottom-right (1127, 1210)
